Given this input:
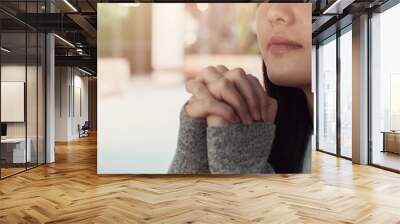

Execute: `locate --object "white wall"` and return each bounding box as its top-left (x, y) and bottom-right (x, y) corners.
top-left (55, 66), bottom-right (69, 141)
top-left (1, 65), bottom-right (38, 138)
top-left (72, 74), bottom-right (89, 138)
top-left (55, 67), bottom-right (89, 141)
top-left (1, 66), bottom-right (26, 137)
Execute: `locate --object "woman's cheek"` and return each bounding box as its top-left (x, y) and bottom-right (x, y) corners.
top-left (266, 52), bottom-right (311, 87)
top-left (258, 30), bottom-right (269, 57)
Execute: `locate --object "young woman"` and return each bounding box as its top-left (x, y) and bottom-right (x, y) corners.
top-left (168, 3), bottom-right (313, 174)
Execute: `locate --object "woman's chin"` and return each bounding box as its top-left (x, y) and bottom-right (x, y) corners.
top-left (268, 75), bottom-right (310, 89)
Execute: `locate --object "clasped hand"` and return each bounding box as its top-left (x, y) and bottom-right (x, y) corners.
top-left (185, 65), bottom-right (278, 127)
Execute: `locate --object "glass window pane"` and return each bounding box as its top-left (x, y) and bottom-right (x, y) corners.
top-left (27, 31), bottom-right (38, 169)
top-left (1, 31), bottom-right (28, 177)
top-left (26, 0), bottom-right (39, 169)
top-left (371, 3), bottom-right (400, 171)
top-left (0, 1), bottom-right (46, 179)
top-left (340, 29), bottom-right (352, 158)
top-left (318, 36), bottom-right (337, 154)
top-left (38, 33), bottom-right (46, 165)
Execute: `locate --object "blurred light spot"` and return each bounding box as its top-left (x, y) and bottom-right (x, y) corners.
top-left (185, 33), bottom-right (197, 46)
top-left (184, 11), bottom-right (199, 47)
top-left (196, 3), bottom-right (208, 12)
top-left (119, 3), bottom-right (140, 7)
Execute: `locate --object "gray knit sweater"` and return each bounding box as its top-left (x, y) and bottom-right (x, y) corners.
top-left (168, 106), bottom-right (277, 174)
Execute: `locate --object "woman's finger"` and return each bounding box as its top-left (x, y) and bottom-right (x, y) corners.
top-left (224, 68), bottom-right (261, 121)
top-left (248, 74), bottom-right (278, 123)
top-left (185, 79), bottom-right (212, 99)
top-left (187, 95), bottom-right (196, 104)
top-left (208, 78), bottom-right (253, 125)
top-left (247, 75), bottom-right (269, 122)
top-left (186, 97), bottom-right (239, 123)
top-left (215, 65), bottom-right (229, 74)
top-left (196, 66), bottom-right (222, 84)
top-left (265, 96), bottom-right (278, 123)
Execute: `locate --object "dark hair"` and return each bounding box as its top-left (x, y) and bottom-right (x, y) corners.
top-left (262, 61), bottom-right (313, 173)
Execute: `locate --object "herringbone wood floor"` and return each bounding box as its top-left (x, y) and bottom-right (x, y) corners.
top-left (0, 134), bottom-right (400, 224)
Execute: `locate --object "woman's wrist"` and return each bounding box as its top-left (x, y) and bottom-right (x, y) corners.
top-left (207, 115), bottom-right (231, 127)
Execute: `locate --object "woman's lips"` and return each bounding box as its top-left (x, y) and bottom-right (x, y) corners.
top-left (267, 36), bottom-right (303, 54)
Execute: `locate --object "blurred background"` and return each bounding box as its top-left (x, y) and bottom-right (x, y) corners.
top-left (97, 3), bottom-right (262, 174)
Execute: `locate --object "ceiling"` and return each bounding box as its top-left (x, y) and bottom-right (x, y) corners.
top-left (312, 0), bottom-right (391, 43)
top-left (1, 0), bottom-right (97, 73)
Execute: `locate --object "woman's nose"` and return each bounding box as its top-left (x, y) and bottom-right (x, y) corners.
top-left (266, 4), bottom-right (295, 26)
